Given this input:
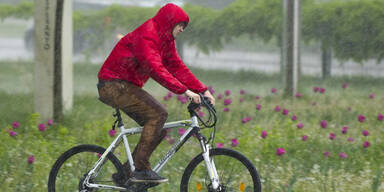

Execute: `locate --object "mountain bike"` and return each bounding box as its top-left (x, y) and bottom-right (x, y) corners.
top-left (48, 94), bottom-right (261, 191)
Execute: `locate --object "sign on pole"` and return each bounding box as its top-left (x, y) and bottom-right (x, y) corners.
top-left (34, 0), bottom-right (73, 121)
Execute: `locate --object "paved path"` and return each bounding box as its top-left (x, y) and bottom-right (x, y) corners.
top-left (1, 36), bottom-right (384, 77)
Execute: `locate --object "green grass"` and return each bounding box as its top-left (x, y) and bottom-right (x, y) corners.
top-left (1, 61), bottom-right (384, 191)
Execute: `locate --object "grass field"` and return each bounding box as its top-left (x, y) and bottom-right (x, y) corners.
top-left (0, 61), bottom-right (383, 191)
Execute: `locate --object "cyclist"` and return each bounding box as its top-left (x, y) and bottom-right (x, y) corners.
top-left (97, 3), bottom-right (215, 186)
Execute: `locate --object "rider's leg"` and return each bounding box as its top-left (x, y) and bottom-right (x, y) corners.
top-left (98, 80), bottom-right (168, 183)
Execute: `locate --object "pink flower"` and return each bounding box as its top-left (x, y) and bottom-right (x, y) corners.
top-left (276, 148), bottom-right (286, 156)
top-left (12, 121), bottom-right (20, 129)
top-left (163, 95), bottom-right (170, 101)
top-left (9, 130), bottom-right (17, 137)
top-left (208, 86), bottom-right (215, 94)
top-left (224, 98), bottom-right (232, 106)
top-left (225, 90), bottom-right (231, 96)
top-left (275, 105), bottom-right (281, 112)
top-left (198, 111), bottom-right (205, 117)
top-left (295, 92), bottom-right (302, 98)
top-left (348, 137), bottom-right (355, 142)
top-left (369, 93), bottom-right (375, 99)
top-left (48, 119), bottom-right (53, 126)
top-left (108, 129), bottom-right (116, 137)
top-left (358, 114), bottom-right (366, 123)
top-left (167, 92), bottom-right (173, 98)
top-left (271, 88), bottom-right (277, 94)
top-left (339, 152), bottom-right (347, 159)
top-left (282, 109), bottom-right (289, 115)
top-left (341, 126), bottom-right (348, 134)
top-left (329, 133), bottom-right (336, 140)
top-left (177, 95), bottom-right (185, 101)
top-left (378, 114), bottom-right (384, 121)
top-left (319, 88), bottom-right (326, 94)
top-left (313, 86), bottom-right (319, 93)
top-left (28, 155), bottom-right (35, 164)
top-left (38, 123), bottom-right (47, 131)
top-left (363, 141), bottom-right (370, 148)
top-left (362, 130), bottom-right (369, 137)
top-left (216, 143), bottom-right (224, 148)
top-left (231, 139), bottom-right (239, 147)
top-left (320, 120), bottom-right (328, 128)
top-left (324, 151), bottom-right (330, 157)
top-left (217, 93), bottom-right (223, 100)
top-left (255, 96), bottom-right (261, 100)
top-left (240, 89), bottom-right (246, 95)
top-left (168, 138), bottom-right (175, 144)
top-left (291, 115), bottom-right (297, 121)
top-left (297, 123), bottom-right (303, 129)
top-left (261, 130), bottom-right (268, 139)
top-left (241, 117), bottom-right (251, 123)
top-left (223, 108), bottom-right (230, 112)
top-left (342, 82), bottom-right (348, 89)
top-left (239, 98), bottom-right (244, 103)
top-left (256, 104), bottom-right (262, 110)
top-left (97, 153), bottom-right (102, 158)
top-left (178, 128), bottom-right (186, 136)
top-left (180, 98), bottom-right (188, 104)
top-left (302, 135), bottom-right (308, 141)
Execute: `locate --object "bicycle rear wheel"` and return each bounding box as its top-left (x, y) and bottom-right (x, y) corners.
top-left (48, 144), bottom-right (124, 192)
top-left (180, 148), bottom-right (261, 192)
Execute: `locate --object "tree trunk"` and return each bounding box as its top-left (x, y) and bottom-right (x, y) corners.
top-left (284, 0), bottom-right (300, 97)
top-left (321, 43), bottom-right (332, 79)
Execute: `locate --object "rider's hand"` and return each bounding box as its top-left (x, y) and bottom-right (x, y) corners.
top-left (203, 90), bottom-right (215, 106)
top-left (185, 90), bottom-right (201, 104)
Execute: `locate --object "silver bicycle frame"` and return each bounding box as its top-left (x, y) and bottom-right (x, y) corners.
top-left (83, 116), bottom-right (220, 191)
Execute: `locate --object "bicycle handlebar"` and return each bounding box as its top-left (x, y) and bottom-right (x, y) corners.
top-left (187, 93), bottom-right (217, 128)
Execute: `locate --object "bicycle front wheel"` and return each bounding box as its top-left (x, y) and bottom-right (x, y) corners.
top-left (48, 144), bottom-right (124, 192)
top-left (180, 148), bottom-right (261, 192)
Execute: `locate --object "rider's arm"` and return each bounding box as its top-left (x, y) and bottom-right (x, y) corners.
top-left (163, 41), bottom-right (208, 94)
top-left (132, 35), bottom-right (188, 94)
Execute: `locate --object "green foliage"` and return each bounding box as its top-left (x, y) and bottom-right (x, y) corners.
top-left (0, 1), bottom-right (33, 20)
top-left (2, 0), bottom-right (384, 63)
top-left (302, 0), bottom-right (384, 63)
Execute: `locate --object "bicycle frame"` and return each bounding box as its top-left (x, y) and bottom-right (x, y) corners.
top-left (82, 115), bottom-right (220, 191)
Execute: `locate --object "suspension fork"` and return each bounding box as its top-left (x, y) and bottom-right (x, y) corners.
top-left (195, 129), bottom-right (220, 190)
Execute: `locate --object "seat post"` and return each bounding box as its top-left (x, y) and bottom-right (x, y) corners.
top-left (114, 108), bottom-right (124, 127)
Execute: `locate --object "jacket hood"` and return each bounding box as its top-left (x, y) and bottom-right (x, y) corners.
top-left (152, 3), bottom-right (189, 40)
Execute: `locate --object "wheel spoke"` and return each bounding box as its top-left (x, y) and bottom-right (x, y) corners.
top-left (48, 145), bottom-right (123, 192)
top-left (180, 148), bottom-right (261, 192)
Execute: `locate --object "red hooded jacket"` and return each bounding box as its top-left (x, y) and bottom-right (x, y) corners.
top-left (98, 3), bottom-right (207, 94)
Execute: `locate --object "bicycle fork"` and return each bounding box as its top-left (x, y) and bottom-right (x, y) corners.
top-left (197, 132), bottom-right (221, 190)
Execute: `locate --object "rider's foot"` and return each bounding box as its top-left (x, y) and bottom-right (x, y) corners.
top-left (129, 170), bottom-right (168, 183)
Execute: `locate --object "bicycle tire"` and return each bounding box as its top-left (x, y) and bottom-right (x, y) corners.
top-left (180, 148), bottom-right (261, 192)
top-left (48, 144), bottom-right (124, 192)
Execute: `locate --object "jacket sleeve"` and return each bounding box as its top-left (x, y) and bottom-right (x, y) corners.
top-left (132, 35), bottom-right (188, 94)
top-left (164, 42), bottom-right (208, 93)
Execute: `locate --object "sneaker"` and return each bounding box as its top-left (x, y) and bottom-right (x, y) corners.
top-left (129, 170), bottom-right (168, 183)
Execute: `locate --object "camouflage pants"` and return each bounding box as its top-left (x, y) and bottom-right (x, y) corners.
top-left (97, 79), bottom-right (167, 172)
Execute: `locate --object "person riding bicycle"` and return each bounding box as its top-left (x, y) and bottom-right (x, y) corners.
top-left (97, 3), bottom-right (215, 185)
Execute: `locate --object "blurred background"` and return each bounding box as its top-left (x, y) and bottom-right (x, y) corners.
top-left (1, 0), bottom-right (384, 96)
top-left (1, 0), bottom-right (384, 191)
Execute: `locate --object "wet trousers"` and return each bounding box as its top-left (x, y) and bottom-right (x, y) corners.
top-left (97, 79), bottom-right (167, 172)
